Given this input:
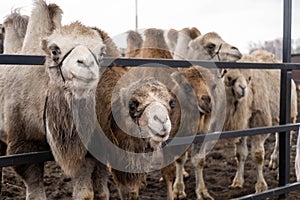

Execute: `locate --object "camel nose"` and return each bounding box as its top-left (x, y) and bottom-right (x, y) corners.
top-left (239, 85), bottom-right (246, 96)
top-left (199, 95), bottom-right (212, 114)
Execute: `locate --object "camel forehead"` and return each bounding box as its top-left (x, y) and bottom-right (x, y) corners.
top-left (198, 32), bottom-right (224, 44)
top-left (47, 23), bottom-right (103, 51)
top-left (130, 81), bottom-right (172, 102)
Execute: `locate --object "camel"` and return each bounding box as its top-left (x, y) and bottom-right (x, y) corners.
top-left (221, 50), bottom-right (297, 193)
top-left (165, 31), bottom-right (241, 200)
top-left (92, 28), bottom-right (177, 199)
top-left (172, 27), bottom-right (201, 60)
top-left (1, 10), bottom-right (29, 54)
top-left (0, 1), bottom-right (110, 199)
top-left (244, 50), bottom-right (298, 170)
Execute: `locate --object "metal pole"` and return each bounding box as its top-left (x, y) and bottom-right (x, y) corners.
top-left (135, 0), bottom-right (138, 31)
top-left (279, 0), bottom-right (292, 197)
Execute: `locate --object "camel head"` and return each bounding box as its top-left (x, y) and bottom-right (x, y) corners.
top-left (187, 32), bottom-right (242, 61)
top-left (223, 69), bottom-right (252, 101)
top-left (2, 11), bottom-right (29, 53)
top-left (114, 77), bottom-right (175, 144)
top-left (171, 66), bottom-right (213, 116)
top-left (42, 22), bottom-right (106, 97)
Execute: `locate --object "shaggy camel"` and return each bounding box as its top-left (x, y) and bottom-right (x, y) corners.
top-left (172, 27), bottom-right (201, 60)
top-left (168, 32), bottom-right (242, 200)
top-left (0, 1), bottom-right (109, 199)
top-left (222, 50), bottom-right (297, 193)
top-left (244, 50), bottom-right (298, 170)
top-left (96, 68), bottom-right (176, 200)
top-left (94, 28), bottom-right (177, 199)
top-left (1, 10), bottom-right (29, 53)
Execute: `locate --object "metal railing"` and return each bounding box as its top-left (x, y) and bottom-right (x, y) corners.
top-left (0, 0), bottom-right (298, 199)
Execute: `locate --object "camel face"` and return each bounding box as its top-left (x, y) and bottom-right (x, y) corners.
top-left (42, 22), bottom-right (106, 97)
top-left (172, 67), bottom-right (213, 116)
top-left (223, 69), bottom-right (252, 101)
top-left (188, 32), bottom-right (242, 61)
top-left (122, 78), bottom-right (175, 143)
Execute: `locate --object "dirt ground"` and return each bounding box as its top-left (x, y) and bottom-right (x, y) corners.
top-left (1, 133), bottom-right (300, 200)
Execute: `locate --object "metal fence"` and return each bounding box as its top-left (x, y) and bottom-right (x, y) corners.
top-left (0, 0), bottom-right (299, 199)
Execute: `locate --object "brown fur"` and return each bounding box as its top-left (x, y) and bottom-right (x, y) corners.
top-left (96, 66), bottom-right (174, 199)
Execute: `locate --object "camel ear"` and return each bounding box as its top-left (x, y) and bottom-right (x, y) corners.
top-left (98, 45), bottom-right (107, 64)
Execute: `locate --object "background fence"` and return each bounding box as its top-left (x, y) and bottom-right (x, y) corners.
top-left (0, 0), bottom-right (299, 199)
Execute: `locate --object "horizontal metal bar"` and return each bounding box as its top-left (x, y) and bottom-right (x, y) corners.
top-left (1, 55), bottom-right (300, 70)
top-left (165, 123), bottom-right (300, 146)
top-left (103, 57), bottom-right (300, 70)
top-left (0, 151), bottom-right (53, 167)
top-left (0, 54), bottom-right (45, 65)
top-left (232, 182), bottom-right (300, 200)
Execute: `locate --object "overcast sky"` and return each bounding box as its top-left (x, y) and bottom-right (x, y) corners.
top-left (1, 0), bottom-right (299, 53)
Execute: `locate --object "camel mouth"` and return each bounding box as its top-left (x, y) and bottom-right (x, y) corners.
top-left (148, 126), bottom-right (169, 142)
top-left (197, 105), bottom-right (211, 115)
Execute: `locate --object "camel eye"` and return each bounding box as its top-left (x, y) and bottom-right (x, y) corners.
top-left (49, 45), bottom-right (61, 61)
top-left (247, 76), bottom-right (252, 83)
top-left (169, 99), bottom-right (176, 110)
top-left (129, 99), bottom-right (139, 113)
top-left (227, 76), bottom-right (232, 82)
top-left (206, 43), bottom-right (216, 50)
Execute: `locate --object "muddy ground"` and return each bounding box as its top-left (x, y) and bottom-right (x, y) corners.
top-left (1, 133), bottom-right (300, 200)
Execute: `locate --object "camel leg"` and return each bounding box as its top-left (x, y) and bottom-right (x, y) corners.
top-left (173, 152), bottom-right (187, 199)
top-left (7, 140), bottom-right (47, 200)
top-left (93, 162), bottom-right (109, 200)
top-left (73, 157), bottom-right (96, 200)
top-left (162, 164), bottom-right (175, 200)
top-left (251, 136), bottom-right (268, 193)
top-left (192, 143), bottom-right (214, 200)
top-left (269, 132), bottom-right (279, 170)
top-left (230, 137), bottom-right (248, 189)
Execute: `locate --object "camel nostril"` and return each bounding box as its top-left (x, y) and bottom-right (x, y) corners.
top-left (201, 95), bottom-right (211, 104)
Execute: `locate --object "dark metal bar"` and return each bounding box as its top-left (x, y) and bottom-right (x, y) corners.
top-left (0, 54), bottom-right (45, 65)
top-left (0, 151), bottom-right (53, 167)
top-left (278, 0), bottom-right (292, 194)
top-left (1, 55), bottom-right (300, 70)
top-left (102, 57), bottom-right (300, 70)
top-left (165, 123), bottom-right (299, 146)
top-left (232, 182), bottom-right (300, 200)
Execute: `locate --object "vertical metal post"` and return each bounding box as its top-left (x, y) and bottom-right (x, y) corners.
top-left (135, 0), bottom-right (138, 31)
top-left (279, 0), bottom-right (292, 197)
